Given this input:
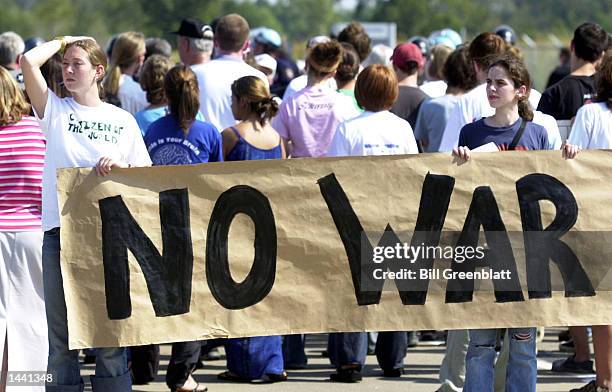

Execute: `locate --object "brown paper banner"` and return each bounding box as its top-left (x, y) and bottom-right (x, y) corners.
top-left (57, 150), bottom-right (612, 349)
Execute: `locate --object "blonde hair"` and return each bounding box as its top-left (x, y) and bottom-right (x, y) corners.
top-left (0, 67), bottom-right (29, 126)
top-left (65, 39), bottom-right (108, 99)
top-left (103, 32), bottom-right (145, 97)
top-left (231, 76), bottom-right (278, 126)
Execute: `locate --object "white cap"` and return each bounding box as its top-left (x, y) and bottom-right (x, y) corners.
top-left (254, 53), bottom-right (277, 75)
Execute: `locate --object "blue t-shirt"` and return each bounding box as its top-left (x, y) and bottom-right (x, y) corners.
top-left (458, 118), bottom-right (549, 151)
top-left (144, 115), bottom-right (223, 165)
top-left (135, 106), bottom-right (205, 136)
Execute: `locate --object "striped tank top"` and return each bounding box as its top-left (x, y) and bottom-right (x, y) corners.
top-left (0, 116), bottom-right (45, 231)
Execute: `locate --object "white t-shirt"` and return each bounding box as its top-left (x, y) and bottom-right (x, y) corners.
top-left (327, 110), bottom-right (419, 157)
top-left (438, 83), bottom-right (543, 151)
top-left (420, 80), bottom-right (447, 99)
top-left (35, 91), bottom-right (152, 230)
top-left (118, 74), bottom-right (148, 115)
top-left (191, 56), bottom-right (268, 131)
top-left (568, 102), bottom-right (612, 149)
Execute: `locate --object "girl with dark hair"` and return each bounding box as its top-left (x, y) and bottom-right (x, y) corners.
top-left (562, 51), bottom-right (612, 392)
top-left (454, 54), bottom-right (548, 160)
top-left (144, 65), bottom-right (222, 165)
top-left (438, 33), bottom-right (554, 153)
top-left (143, 64), bottom-right (220, 392)
top-left (453, 54), bottom-right (551, 392)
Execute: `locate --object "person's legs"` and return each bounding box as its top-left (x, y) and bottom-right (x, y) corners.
top-left (130, 345), bottom-right (160, 384)
top-left (367, 332), bottom-right (378, 355)
top-left (282, 335), bottom-right (307, 368)
top-left (1, 334), bottom-right (6, 392)
top-left (505, 327), bottom-right (537, 392)
top-left (329, 332), bottom-right (367, 382)
top-left (6, 231), bottom-right (47, 378)
top-left (438, 329), bottom-right (469, 392)
top-left (593, 325), bottom-right (612, 388)
top-left (464, 329), bottom-right (497, 392)
top-left (493, 330), bottom-right (509, 392)
top-left (572, 326), bottom-right (591, 362)
top-left (166, 341), bottom-right (202, 390)
top-left (0, 232), bottom-right (8, 392)
top-left (43, 229), bottom-right (82, 392)
top-left (375, 331), bottom-right (407, 376)
top-left (90, 348), bottom-right (131, 392)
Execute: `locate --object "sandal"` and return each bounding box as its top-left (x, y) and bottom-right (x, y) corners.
top-left (172, 384), bottom-right (207, 392)
top-left (172, 375), bottom-right (208, 392)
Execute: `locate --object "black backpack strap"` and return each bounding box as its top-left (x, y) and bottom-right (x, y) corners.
top-left (508, 120), bottom-right (528, 150)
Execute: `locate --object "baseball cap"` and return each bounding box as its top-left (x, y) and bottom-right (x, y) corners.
top-left (391, 42), bottom-right (425, 69)
top-left (254, 28), bottom-right (282, 48)
top-left (255, 53), bottom-right (278, 74)
top-left (171, 18), bottom-right (213, 39)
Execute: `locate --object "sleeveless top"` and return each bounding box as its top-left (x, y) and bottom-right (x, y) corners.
top-left (226, 126), bottom-right (282, 161)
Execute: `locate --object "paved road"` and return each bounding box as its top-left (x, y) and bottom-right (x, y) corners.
top-left (82, 328), bottom-right (592, 391)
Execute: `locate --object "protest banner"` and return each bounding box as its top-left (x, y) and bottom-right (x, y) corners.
top-left (57, 150), bottom-right (612, 349)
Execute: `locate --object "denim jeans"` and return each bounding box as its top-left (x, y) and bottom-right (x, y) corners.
top-left (328, 331), bottom-right (406, 372)
top-left (328, 333), bottom-right (367, 370)
top-left (42, 229), bottom-right (131, 392)
top-left (464, 328), bottom-right (537, 392)
top-left (282, 334), bottom-right (307, 367)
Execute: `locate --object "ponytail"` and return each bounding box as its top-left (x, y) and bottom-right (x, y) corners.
top-left (518, 98), bottom-right (534, 121)
top-left (252, 96), bottom-right (279, 126)
top-left (103, 32), bottom-right (145, 100)
top-left (231, 76), bottom-right (278, 127)
top-left (164, 65), bottom-right (199, 137)
top-left (102, 65), bottom-right (121, 97)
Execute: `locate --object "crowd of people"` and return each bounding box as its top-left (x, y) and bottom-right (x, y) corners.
top-left (0, 11), bottom-right (610, 392)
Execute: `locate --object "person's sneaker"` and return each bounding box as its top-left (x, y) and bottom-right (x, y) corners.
top-left (570, 380), bottom-right (610, 392)
top-left (559, 339), bottom-right (576, 353)
top-left (551, 355), bottom-right (594, 374)
top-left (330, 368), bottom-right (362, 383)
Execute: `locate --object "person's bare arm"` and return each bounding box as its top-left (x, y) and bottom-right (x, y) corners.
top-left (221, 128), bottom-right (238, 160)
top-left (20, 36), bottom-right (92, 117)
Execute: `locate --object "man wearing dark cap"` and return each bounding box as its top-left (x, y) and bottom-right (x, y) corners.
top-left (172, 18), bottom-right (214, 66)
top-left (183, 13), bottom-right (267, 131)
top-left (389, 42), bottom-right (430, 129)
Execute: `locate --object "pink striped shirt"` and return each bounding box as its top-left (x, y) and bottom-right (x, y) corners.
top-left (0, 116), bottom-right (44, 231)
